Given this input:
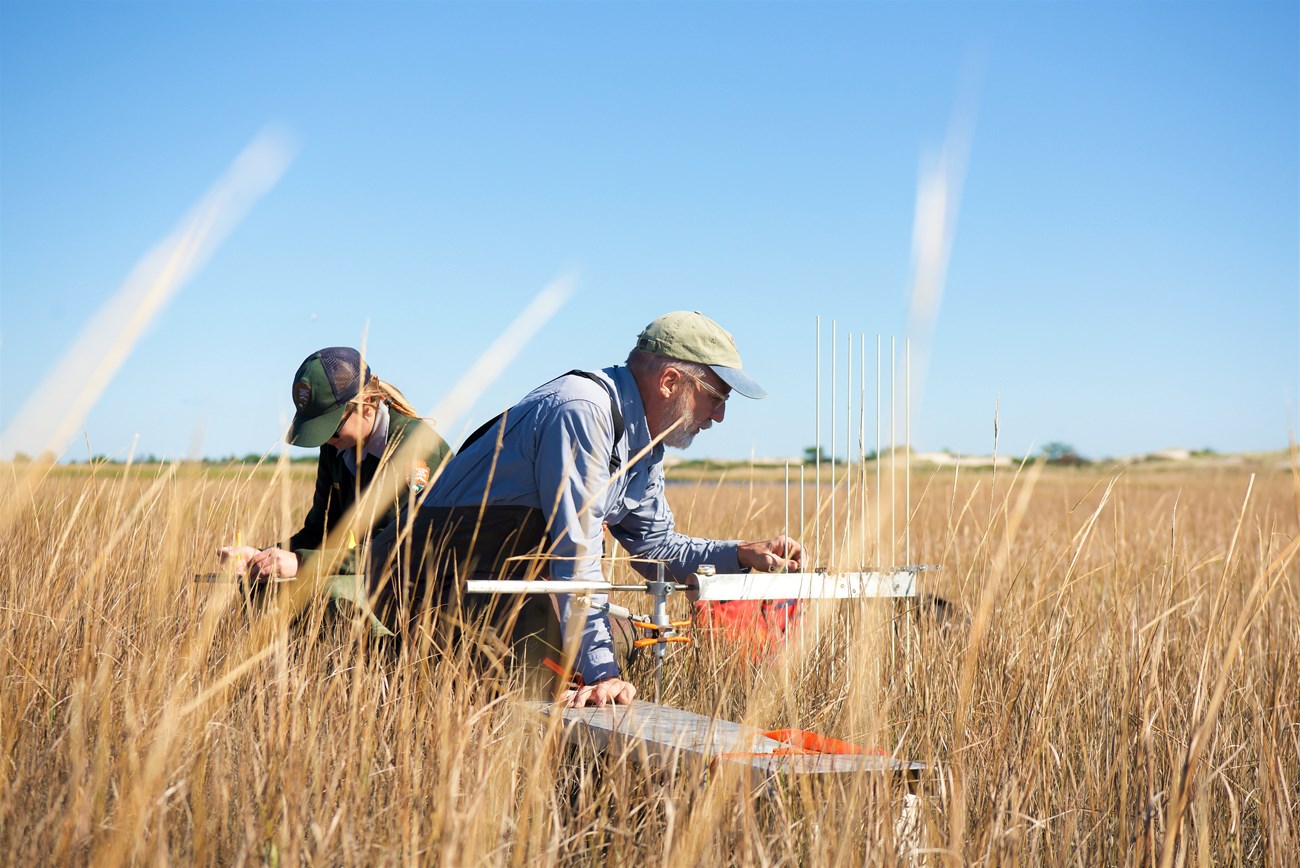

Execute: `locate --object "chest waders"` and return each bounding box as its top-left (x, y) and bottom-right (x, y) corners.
top-left (368, 372), bottom-right (625, 690)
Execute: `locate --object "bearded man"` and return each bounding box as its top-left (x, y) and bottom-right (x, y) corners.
top-left (369, 311), bottom-right (802, 707)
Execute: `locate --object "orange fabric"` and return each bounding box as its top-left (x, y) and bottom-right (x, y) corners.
top-left (713, 728), bottom-right (888, 761)
top-left (762, 729), bottom-right (887, 756)
top-left (693, 598), bottom-right (801, 658)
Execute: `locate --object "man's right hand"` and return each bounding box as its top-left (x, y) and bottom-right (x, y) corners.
top-left (738, 535), bottom-right (804, 573)
top-left (563, 677), bottom-right (637, 708)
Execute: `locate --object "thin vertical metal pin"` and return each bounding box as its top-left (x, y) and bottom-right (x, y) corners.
top-left (830, 320), bottom-right (837, 571)
top-left (815, 316), bottom-right (821, 570)
top-left (905, 337), bottom-right (912, 569)
top-left (859, 332), bottom-right (866, 569)
top-left (875, 334), bottom-right (882, 570)
top-left (790, 467), bottom-right (800, 556)
top-left (888, 336), bottom-right (896, 668)
top-left (890, 336), bottom-right (896, 569)
top-left (845, 331), bottom-right (852, 568)
top-left (783, 461), bottom-right (790, 573)
top-left (905, 338), bottom-right (914, 669)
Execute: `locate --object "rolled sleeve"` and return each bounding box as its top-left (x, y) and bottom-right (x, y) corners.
top-left (608, 466), bottom-right (742, 579)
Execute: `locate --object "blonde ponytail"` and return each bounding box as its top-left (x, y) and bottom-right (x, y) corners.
top-left (359, 377), bottom-right (429, 423)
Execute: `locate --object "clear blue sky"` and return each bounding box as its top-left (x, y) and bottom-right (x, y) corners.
top-left (2, 1), bottom-right (1296, 463)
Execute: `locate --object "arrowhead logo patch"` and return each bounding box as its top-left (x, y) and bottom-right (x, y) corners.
top-left (408, 459), bottom-right (431, 493)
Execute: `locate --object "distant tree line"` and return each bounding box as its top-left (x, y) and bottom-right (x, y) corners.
top-left (14, 452), bottom-right (318, 466)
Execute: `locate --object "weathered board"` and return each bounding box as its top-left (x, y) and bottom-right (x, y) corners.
top-left (528, 699), bottom-right (924, 778)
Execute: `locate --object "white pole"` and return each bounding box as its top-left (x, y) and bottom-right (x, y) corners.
top-left (815, 316), bottom-right (821, 570)
top-left (905, 339), bottom-right (913, 668)
top-left (890, 336), bottom-right (896, 569)
top-left (799, 463), bottom-right (805, 560)
top-left (784, 462), bottom-right (790, 573)
top-left (875, 334), bottom-right (881, 569)
top-left (860, 333), bottom-right (866, 569)
top-left (831, 320), bottom-right (837, 570)
top-left (889, 337), bottom-right (898, 668)
top-left (845, 331), bottom-right (852, 569)
top-left (905, 338), bottom-right (912, 568)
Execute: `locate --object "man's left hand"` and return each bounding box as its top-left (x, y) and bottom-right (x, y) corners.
top-left (738, 535), bottom-right (804, 573)
top-left (563, 677), bottom-right (637, 708)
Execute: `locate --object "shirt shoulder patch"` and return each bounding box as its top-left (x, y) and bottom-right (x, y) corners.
top-left (408, 459), bottom-right (432, 493)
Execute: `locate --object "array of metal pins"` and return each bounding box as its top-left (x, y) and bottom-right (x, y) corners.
top-left (793, 319), bottom-right (913, 674)
top-left (796, 318), bottom-right (913, 572)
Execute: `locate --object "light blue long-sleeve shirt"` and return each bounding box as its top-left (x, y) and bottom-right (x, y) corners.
top-left (425, 365), bottom-right (742, 683)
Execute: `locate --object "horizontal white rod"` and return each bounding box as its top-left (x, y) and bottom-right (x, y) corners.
top-left (462, 571), bottom-right (931, 601)
top-left (466, 579), bottom-right (616, 594)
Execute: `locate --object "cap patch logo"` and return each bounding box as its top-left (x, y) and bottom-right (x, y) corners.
top-left (294, 379), bottom-right (311, 409)
top-left (408, 459), bottom-right (431, 493)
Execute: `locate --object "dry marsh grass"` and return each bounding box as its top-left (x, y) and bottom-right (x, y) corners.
top-left (2, 461), bottom-right (1296, 865)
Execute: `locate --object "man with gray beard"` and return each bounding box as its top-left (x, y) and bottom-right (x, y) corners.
top-left (369, 311), bottom-right (803, 707)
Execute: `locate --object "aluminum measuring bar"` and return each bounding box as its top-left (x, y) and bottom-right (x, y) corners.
top-left (692, 570), bottom-right (919, 601)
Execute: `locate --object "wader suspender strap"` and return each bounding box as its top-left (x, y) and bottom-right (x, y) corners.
top-left (460, 370), bottom-right (625, 476)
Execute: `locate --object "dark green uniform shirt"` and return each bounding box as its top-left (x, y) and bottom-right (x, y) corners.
top-left (287, 407), bottom-right (451, 574)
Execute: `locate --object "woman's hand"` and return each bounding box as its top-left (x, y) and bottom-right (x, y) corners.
top-left (216, 545), bottom-right (260, 571)
top-left (245, 547), bottom-right (300, 580)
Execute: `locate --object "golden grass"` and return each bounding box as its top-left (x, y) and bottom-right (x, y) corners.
top-left (1, 461), bottom-right (1296, 865)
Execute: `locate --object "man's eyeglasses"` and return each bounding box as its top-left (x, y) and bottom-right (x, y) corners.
top-left (678, 369), bottom-right (730, 408)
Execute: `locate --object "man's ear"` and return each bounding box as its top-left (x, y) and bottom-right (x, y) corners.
top-left (658, 366), bottom-right (682, 399)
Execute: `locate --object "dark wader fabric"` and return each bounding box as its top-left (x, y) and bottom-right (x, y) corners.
top-left (368, 371), bottom-right (626, 695)
top-left (367, 505), bottom-right (561, 694)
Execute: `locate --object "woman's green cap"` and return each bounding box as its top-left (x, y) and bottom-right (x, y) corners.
top-left (635, 311), bottom-right (766, 398)
top-left (287, 347), bottom-right (370, 448)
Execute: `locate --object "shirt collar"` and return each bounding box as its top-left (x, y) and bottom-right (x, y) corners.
top-left (607, 364), bottom-right (662, 466)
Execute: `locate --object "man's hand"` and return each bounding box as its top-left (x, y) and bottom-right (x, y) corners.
top-left (244, 547), bottom-right (300, 580)
top-left (738, 535), bottom-right (804, 573)
top-left (563, 677), bottom-right (637, 708)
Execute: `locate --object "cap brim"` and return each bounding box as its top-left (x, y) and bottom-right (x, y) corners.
top-left (287, 402), bottom-right (348, 448)
top-left (711, 365), bottom-right (766, 400)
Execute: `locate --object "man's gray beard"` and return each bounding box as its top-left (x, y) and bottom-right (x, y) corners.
top-left (659, 388), bottom-right (699, 450)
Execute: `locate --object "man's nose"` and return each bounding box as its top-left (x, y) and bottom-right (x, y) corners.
top-left (711, 401), bottom-right (726, 424)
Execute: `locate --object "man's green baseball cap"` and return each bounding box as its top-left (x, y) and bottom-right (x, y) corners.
top-left (287, 347), bottom-right (370, 448)
top-left (635, 310), bottom-right (766, 399)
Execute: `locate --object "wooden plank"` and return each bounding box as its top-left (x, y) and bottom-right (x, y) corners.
top-left (528, 700), bottom-right (924, 778)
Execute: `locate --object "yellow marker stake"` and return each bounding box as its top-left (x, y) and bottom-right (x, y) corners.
top-left (347, 531), bottom-right (357, 550)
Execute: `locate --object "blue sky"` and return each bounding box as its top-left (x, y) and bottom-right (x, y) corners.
top-left (1, 1), bottom-right (1296, 463)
